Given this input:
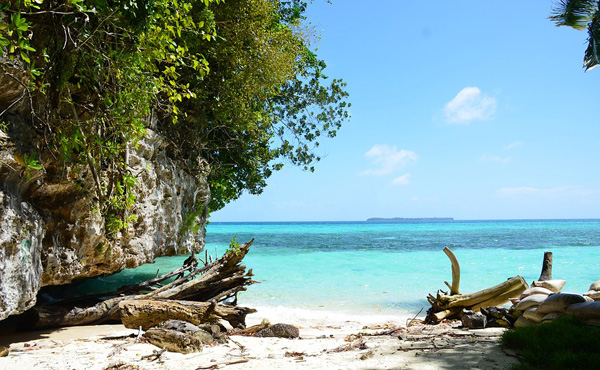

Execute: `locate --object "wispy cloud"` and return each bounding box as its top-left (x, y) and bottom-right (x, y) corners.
top-left (503, 141), bottom-right (524, 151)
top-left (479, 154), bottom-right (511, 165)
top-left (444, 87), bottom-right (497, 124)
top-left (361, 144), bottom-right (418, 176)
top-left (391, 174), bottom-right (412, 186)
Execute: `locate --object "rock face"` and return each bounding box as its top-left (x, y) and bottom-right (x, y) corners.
top-left (255, 323), bottom-right (300, 339)
top-left (0, 116), bottom-right (209, 320)
top-left (0, 186), bottom-right (44, 319)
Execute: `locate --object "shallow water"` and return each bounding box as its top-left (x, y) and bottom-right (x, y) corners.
top-left (68, 220), bottom-right (600, 318)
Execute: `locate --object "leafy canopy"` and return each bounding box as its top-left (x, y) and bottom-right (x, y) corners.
top-left (550, 0), bottom-right (600, 71)
top-left (0, 0), bottom-right (349, 229)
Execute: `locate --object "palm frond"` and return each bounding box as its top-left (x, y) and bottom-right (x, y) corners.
top-left (584, 10), bottom-right (600, 70)
top-left (550, 0), bottom-right (597, 29)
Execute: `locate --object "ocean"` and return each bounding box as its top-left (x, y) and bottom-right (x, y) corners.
top-left (67, 219), bottom-right (600, 323)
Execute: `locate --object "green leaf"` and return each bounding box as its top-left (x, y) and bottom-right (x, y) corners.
top-left (20, 51), bottom-right (30, 64)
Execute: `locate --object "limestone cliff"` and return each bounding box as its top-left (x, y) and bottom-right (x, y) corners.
top-left (0, 114), bottom-right (209, 321)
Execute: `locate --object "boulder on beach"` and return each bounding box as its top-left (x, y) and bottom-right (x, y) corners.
top-left (565, 302), bottom-right (600, 320)
top-left (522, 307), bottom-right (545, 323)
top-left (532, 280), bottom-right (566, 293)
top-left (519, 287), bottom-right (553, 299)
top-left (541, 312), bottom-right (563, 322)
top-left (514, 316), bottom-right (535, 328)
top-left (537, 293), bottom-right (587, 314)
top-left (514, 294), bottom-right (548, 312)
top-left (255, 323), bottom-right (300, 338)
top-left (461, 310), bottom-right (487, 329)
top-left (590, 280), bottom-right (600, 291)
top-left (583, 290), bottom-right (600, 300)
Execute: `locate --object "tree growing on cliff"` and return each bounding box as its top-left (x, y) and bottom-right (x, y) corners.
top-left (0, 0), bottom-right (349, 227)
top-left (157, 0), bottom-right (350, 210)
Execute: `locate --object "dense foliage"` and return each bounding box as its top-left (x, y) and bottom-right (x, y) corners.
top-left (0, 0), bottom-right (349, 230)
top-left (550, 0), bottom-right (600, 71)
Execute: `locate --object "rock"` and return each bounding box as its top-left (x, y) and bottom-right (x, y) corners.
top-left (514, 294), bottom-right (548, 312)
top-left (255, 323), bottom-right (300, 338)
top-left (461, 310), bottom-right (487, 329)
top-left (537, 293), bottom-right (587, 314)
top-left (532, 280), bottom-right (566, 293)
top-left (144, 327), bottom-right (203, 354)
top-left (0, 189), bottom-right (44, 321)
top-left (486, 317), bottom-right (511, 328)
top-left (193, 329), bottom-right (217, 343)
top-left (590, 280), bottom-right (600, 291)
top-left (519, 287), bottom-right (553, 299)
top-left (481, 306), bottom-right (509, 320)
top-left (583, 290), bottom-right (600, 300)
top-left (514, 316), bottom-right (535, 328)
top-left (565, 302), bottom-right (600, 320)
top-left (40, 128), bottom-right (210, 285)
top-left (156, 319), bottom-right (202, 334)
top-left (541, 313), bottom-right (563, 322)
top-left (522, 307), bottom-right (545, 323)
top-left (0, 119), bottom-right (210, 319)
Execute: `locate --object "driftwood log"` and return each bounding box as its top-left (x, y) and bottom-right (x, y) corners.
top-left (21, 240), bottom-right (257, 330)
top-left (425, 247), bottom-right (528, 323)
top-left (119, 299), bottom-right (256, 330)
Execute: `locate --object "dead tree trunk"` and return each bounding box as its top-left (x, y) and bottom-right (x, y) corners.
top-left (538, 251), bottom-right (553, 281)
top-left (425, 248), bottom-right (528, 324)
top-left (21, 240), bottom-right (257, 330)
top-left (119, 299), bottom-right (256, 330)
top-left (443, 247), bottom-right (461, 295)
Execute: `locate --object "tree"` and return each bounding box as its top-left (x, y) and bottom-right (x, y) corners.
top-left (550, 0), bottom-right (600, 71)
top-left (156, 0), bottom-right (350, 211)
top-left (1, 0), bottom-right (349, 223)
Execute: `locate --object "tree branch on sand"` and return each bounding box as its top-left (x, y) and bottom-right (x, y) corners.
top-left (20, 240), bottom-right (258, 330)
top-left (425, 247), bottom-right (528, 323)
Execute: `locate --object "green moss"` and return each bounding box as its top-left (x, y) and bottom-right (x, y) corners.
top-left (501, 315), bottom-right (600, 370)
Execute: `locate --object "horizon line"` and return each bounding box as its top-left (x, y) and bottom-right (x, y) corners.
top-left (208, 217), bottom-right (600, 223)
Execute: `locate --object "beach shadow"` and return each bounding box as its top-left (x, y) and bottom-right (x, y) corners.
top-left (0, 316), bottom-right (63, 347)
top-left (360, 339), bottom-right (518, 370)
top-left (0, 316), bottom-right (132, 347)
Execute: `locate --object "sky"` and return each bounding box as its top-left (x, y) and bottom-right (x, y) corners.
top-left (210, 0), bottom-right (600, 222)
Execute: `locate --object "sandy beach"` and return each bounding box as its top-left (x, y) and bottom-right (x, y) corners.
top-left (0, 310), bottom-right (518, 370)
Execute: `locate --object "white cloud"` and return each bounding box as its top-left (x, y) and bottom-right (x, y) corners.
top-left (361, 144), bottom-right (418, 176)
top-left (444, 87), bottom-right (497, 124)
top-left (503, 141), bottom-right (524, 151)
top-left (479, 154), bottom-right (511, 165)
top-left (391, 174), bottom-right (411, 186)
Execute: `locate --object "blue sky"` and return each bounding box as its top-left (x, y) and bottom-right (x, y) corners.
top-left (210, 0), bottom-right (600, 222)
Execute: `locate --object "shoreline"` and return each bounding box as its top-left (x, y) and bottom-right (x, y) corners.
top-left (0, 309), bottom-right (518, 369)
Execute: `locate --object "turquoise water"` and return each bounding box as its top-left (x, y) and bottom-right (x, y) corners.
top-left (66, 220), bottom-right (600, 317)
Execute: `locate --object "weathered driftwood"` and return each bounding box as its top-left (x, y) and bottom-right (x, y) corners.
top-left (425, 248), bottom-right (528, 323)
top-left (538, 251), bottom-right (553, 281)
top-left (443, 247), bottom-right (461, 295)
top-left (234, 318), bottom-right (271, 336)
top-left (119, 299), bottom-right (256, 330)
top-left (21, 240), bottom-right (257, 330)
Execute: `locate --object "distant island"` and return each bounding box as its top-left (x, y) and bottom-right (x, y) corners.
top-left (366, 217), bottom-right (454, 223)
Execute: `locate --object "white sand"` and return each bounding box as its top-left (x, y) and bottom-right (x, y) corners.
top-left (0, 310), bottom-right (518, 370)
